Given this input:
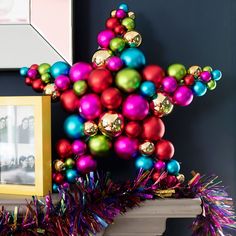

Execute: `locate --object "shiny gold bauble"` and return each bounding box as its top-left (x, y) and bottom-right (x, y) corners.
top-left (98, 112), bottom-right (124, 138)
top-left (177, 174), bottom-right (185, 184)
top-left (54, 159), bottom-right (65, 172)
top-left (84, 121), bottom-right (98, 136)
top-left (92, 49), bottom-right (113, 67)
top-left (123, 31), bottom-right (142, 47)
top-left (188, 65), bottom-right (202, 78)
top-left (44, 83), bottom-right (56, 95)
top-left (111, 10), bottom-right (116, 17)
top-left (150, 93), bottom-right (174, 117)
top-left (128, 11), bottom-right (135, 19)
top-left (139, 141), bottom-right (155, 155)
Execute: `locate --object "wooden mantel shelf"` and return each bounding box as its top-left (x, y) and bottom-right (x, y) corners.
top-left (0, 195), bottom-right (201, 236)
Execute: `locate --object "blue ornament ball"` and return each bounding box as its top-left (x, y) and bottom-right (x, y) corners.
top-left (64, 115), bottom-right (84, 139)
top-left (166, 159), bottom-right (180, 175)
top-left (211, 69), bottom-right (222, 81)
top-left (140, 81), bottom-right (156, 97)
top-left (192, 81), bottom-right (207, 96)
top-left (50, 61), bottom-right (70, 78)
top-left (118, 3), bottom-right (129, 12)
top-left (66, 169), bottom-right (78, 183)
top-left (52, 183), bottom-right (59, 192)
top-left (121, 48), bottom-right (146, 69)
top-left (20, 67), bottom-right (29, 76)
top-left (135, 156), bottom-right (153, 170)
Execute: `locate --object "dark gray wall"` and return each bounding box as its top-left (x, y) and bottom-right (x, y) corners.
top-left (0, 0), bottom-right (235, 235)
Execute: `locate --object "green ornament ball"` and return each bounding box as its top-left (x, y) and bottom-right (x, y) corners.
top-left (203, 66), bottom-right (213, 72)
top-left (115, 68), bottom-right (141, 93)
top-left (110, 37), bottom-right (126, 52)
top-left (73, 80), bottom-right (88, 96)
top-left (122, 17), bottom-right (135, 31)
top-left (38, 63), bottom-right (51, 75)
top-left (89, 135), bottom-right (111, 156)
top-left (167, 64), bottom-right (186, 81)
top-left (41, 73), bottom-right (51, 84)
top-left (207, 80), bottom-right (217, 90)
top-left (65, 158), bottom-right (75, 169)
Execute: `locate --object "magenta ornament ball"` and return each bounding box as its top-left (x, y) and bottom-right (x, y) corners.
top-left (200, 71), bottom-right (211, 83)
top-left (162, 76), bottom-right (178, 93)
top-left (27, 69), bottom-right (37, 79)
top-left (173, 86), bottom-right (193, 106)
top-left (114, 136), bottom-right (139, 160)
top-left (69, 62), bottom-right (93, 82)
top-left (72, 140), bottom-right (87, 156)
top-left (79, 93), bottom-right (102, 120)
top-left (116, 9), bottom-right (126, 19)
top-left (154, 160), bottom-right (166, 172)
top-left (122, 94), bottom-right (149, 120)
top-left (55, 75), bottom-right (71, 91)
top-left (106, 56), bottom-right (123, 71)
top-left (97, 29), bottom-right (115, 48)
top-left (76, 155), bottom-right (97, 174)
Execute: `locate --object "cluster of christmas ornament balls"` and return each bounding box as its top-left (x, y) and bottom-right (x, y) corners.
top-left (20, 3), bottom-right (222, 190)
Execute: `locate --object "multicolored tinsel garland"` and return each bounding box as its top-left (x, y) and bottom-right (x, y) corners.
top-left (0, 171), bottom-right (235, 236)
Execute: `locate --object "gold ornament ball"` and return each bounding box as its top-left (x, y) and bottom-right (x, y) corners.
top-left (84, 121), bottom-right (98, 136)
top-left (111, 10), bottom-right (116, 17)
top-left (124, 31), bottom-right (142, 47)
top-left (65, 158), bottom-right (75, 169)
top-left (44, 83), bottom-right (56, 95)
top-left (128, 11), bottom-right (135, 19)
top-left (54, 159), bottom-right (65, 172)
top-left (177, 174), bottom-right (185, 183)
top-left (98, 112), bottom-right (124, 138)
top-left (139, 141), bottom-right (155, 155)
top-left (92, 49), bottom-right (113, 68)
top-left (151, 93), bottom-right (174, 117)
top-left (203, 66), bottom-right (213, 72)
top-left (188, 65), bottom-right (202, 78)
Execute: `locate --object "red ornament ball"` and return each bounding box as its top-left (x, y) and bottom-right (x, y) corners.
top-left (142, 65), bottom-right (165, 87)
top-left (184, 74), bottom-right (195, 86)
top-left (25, 77), bottom-right (32, 86)
top-left (142, 116), bottom-right (165, 141)
top-left (152, 172), bottom-right (161, 182)
top-left (56, 139), bottom-right (72, 158)
top-left (101, 87), bottom-right (122, 109)
top-left (60, 90), bottom-right (80, 113)
top-left (32, 79), bottom-right (45, 92)
top-left (106, 17), bottom-right (120, 30)
top-left (54, 173), bottom-right (64, 184)
top-left (88, 68), bottom-right (113, 93)
top-left (156, 139), bottom-right (175, 161)
top-left (114, 25), bottom-right (126, 35)
top-left (30, 64), bottom-right (39, 70)
top-left (125, 121), bottom-right (142, 138)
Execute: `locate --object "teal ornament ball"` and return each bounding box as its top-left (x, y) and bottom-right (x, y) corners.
top-left (140, 81), bottom-right (156, 97)
top-left (50, 61), bottom-right (70, 78)
top-left (66, 169), bottom-right (78, 183)
top-left (52, 183), bottom-right (59, 192)
top-left (166, 160), bottom-right (180, 175)
top-left (135, 156), bottom-right (153, 170)
top-left (20, 67), bottom-right (28, 76)
top-left (211, 69), bottom-right (222, 81)
top-left (192, 81), bottom-right (207, 96)
top-left (118, 3), bottom-right (129, 12)
top-left (121, 48), bottom-right (146, 69)
top-left (64, 115), bottom-right (84, 139)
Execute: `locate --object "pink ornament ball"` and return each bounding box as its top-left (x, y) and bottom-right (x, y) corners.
top-left (116, 9), bottom-right (126, 19)
top-left (55, 75), bottom-right (71, 91)
top-left (76, 155), bottom-right (97, 174)
top-left (106, 56), bottom-right (123, 71)
top-left (97, 29), bottom-right (115, 48)
top-left (27, 69), bottom-right (38, 79)
top-left (79, 93), bottom-right (102, 120)
top-left (154, 160), bottom-right (166, 172)
top-left (69, 62), bottom-right (93, 82)
top-left (72, 140), bottom-right (87, 156)
top-left (122, 94), bottom-right (149, 121)
top-left (114, 136), bottom-right (139, 160)
top-left (162, 76), bottom-right (178, 93)
top-left (200, 71), bottom-right (211, 83)
top-left (173, 86), bottom-right (193, 106)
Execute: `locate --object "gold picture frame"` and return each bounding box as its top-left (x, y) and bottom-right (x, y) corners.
top-left (0, 96), bottom-right (51, 196)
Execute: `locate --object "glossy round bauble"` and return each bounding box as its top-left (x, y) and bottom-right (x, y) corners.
top-left (73, 80), bottom-right (88, 96)
top-left (20, 67), bottom-right (29, 76)
top-left (54, 173), bottom-right (64, 184)
top-left (41, 73), bottom-right (51, 84)
top-left (55, 75), bottom-right (70, 91)
top-left (66, 169), bottom-right (78, 183)
top-left (123, 31), bottom-right (142, 47)
top-left (114, 25), bottom-right (126, 35)
top-left (65, 158), bottom-right (75, 169)
top-left (114, 136), bottom-right (138, 159)
top-left (166, 160), bottom-right (180, 175)
top-left (125, 121), bottom-right (142, 138)
top-left (106, 17), bottom-right (120, 30)
top-left (101, 87), bottom-right (122, 109)
top-left (207, 80), bottom-right (217, 90)
top-left (177, 174), bottom-right (185, 183)
top-left (120, 48), bottom-right (146, 69)
top-left (154, 160), bottom-right (166, 172)
top-left (152, 172), bottom-right (161, 182)
top-left (27, 68), bottom-right (37, 79)
top-left (25, 77), bottom-right (32, 86)
top-left (116, 68), bottom-right (141, 92)
top-left (64, 115), bottom-right (84, 139)
top-left (128, 11), bottom-right (135, 19)
top-left (135, 156), bottom-right (153, 170)
top-left (56, 139), bottom-right (72, 158)
top-left (60, 90), bottom-right (80, 113)
top-left (92, 49), bottom-right (113, 68)
top-left (111, 10), bottom-right (116, 17)
top-left (38, 63), bottom-right (50, 75)
top-left (76, 155), bottom-right (97, 174)
top-left (173, 86), bottom-right (193, 106)
top-left (44, 83), bottom-right (56, 96)
top-left (162, 76), bottom-right (177, 93)
top-left (110, 37), bottom-right (126, 52)
top-left (122, 94), bottom-right (149, 120)
top-left (183, 74), bottom-right (195, 86)
top-left (192, 81), bottom-right (207, 96)
top-left (200, 71), bottom-right (211, 83)
top-left (142, 116), bottom-right (165, 141)
top-left (54, 160), bottom-right (65, 172)
top-left (203, 66), bottom-right (213, 72)
top-left (188, 65), bottom-right (202, 78)
top-left (211, 69), bottom-right (222, 81)
top-left (156, 139), bottom-right (175, 161)
top-left (116, 9), bottom-right (126, 19)
top-left (72, 140), bottom-right (87, 156)
top-left (98, 112), bottom-right (124, 138)
top-left (140, 81), bottom-right (156, 97)
top-left (30, 64), bottom-right (38, 70)
top-left (88, 68), bottom-right (112, 93)
top-left (32, 79), bottom-right (45, 92)
top-left (118, 3), bottom-right (129, 12)
top-left (84, 121), bottom-right (98, 136)
top-left (160, 175), bottom-right (178, 188)
top-left (150, 93), bottom-right (174, 117)
top-left (69, 62), bottom-right (93, 82)
top-left (106, 56), bottom-right (123, 71)
top-left (167, 64), bottom-right (186, 81)
top-left (89, 135), bottom-right (111, 156)
top-left (53, 183), bottom-right (59, 192)
top-left (50, 61), bottom-right (70, 78)
top-left (139, 141), bottom-right (155, 155)
top-left (142, 65), bottom-right (165, 87)
top-left (122, 17), bottom-right (135, 30)
top-left (97, 29), bottom-right (115, 48)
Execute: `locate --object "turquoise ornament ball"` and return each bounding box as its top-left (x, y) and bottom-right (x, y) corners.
top-left (211, 69), bottom-right (222, 81)
top-left (66, 169), bottom-right (78, 183)
top-left (192, 81), bottom-right (207, 96)
top-left (64, 115), bottom-right (84, 139)
top-left (135, 156), bottom-right (153, 170)
top-left (50, 61), bottom-right (70, 78)
top-left (118, 3), bottom-right (129, 12)
top-left (121, 48), bottom-right (146, 69)
top-left (52, 183), bottom-right (59, 192)
top-left (140, 81), bottom-right (156, 97)
top-left (20, 67), bottom-right (29, 76)
top-left (166, 159), bottom-right (180, 175)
